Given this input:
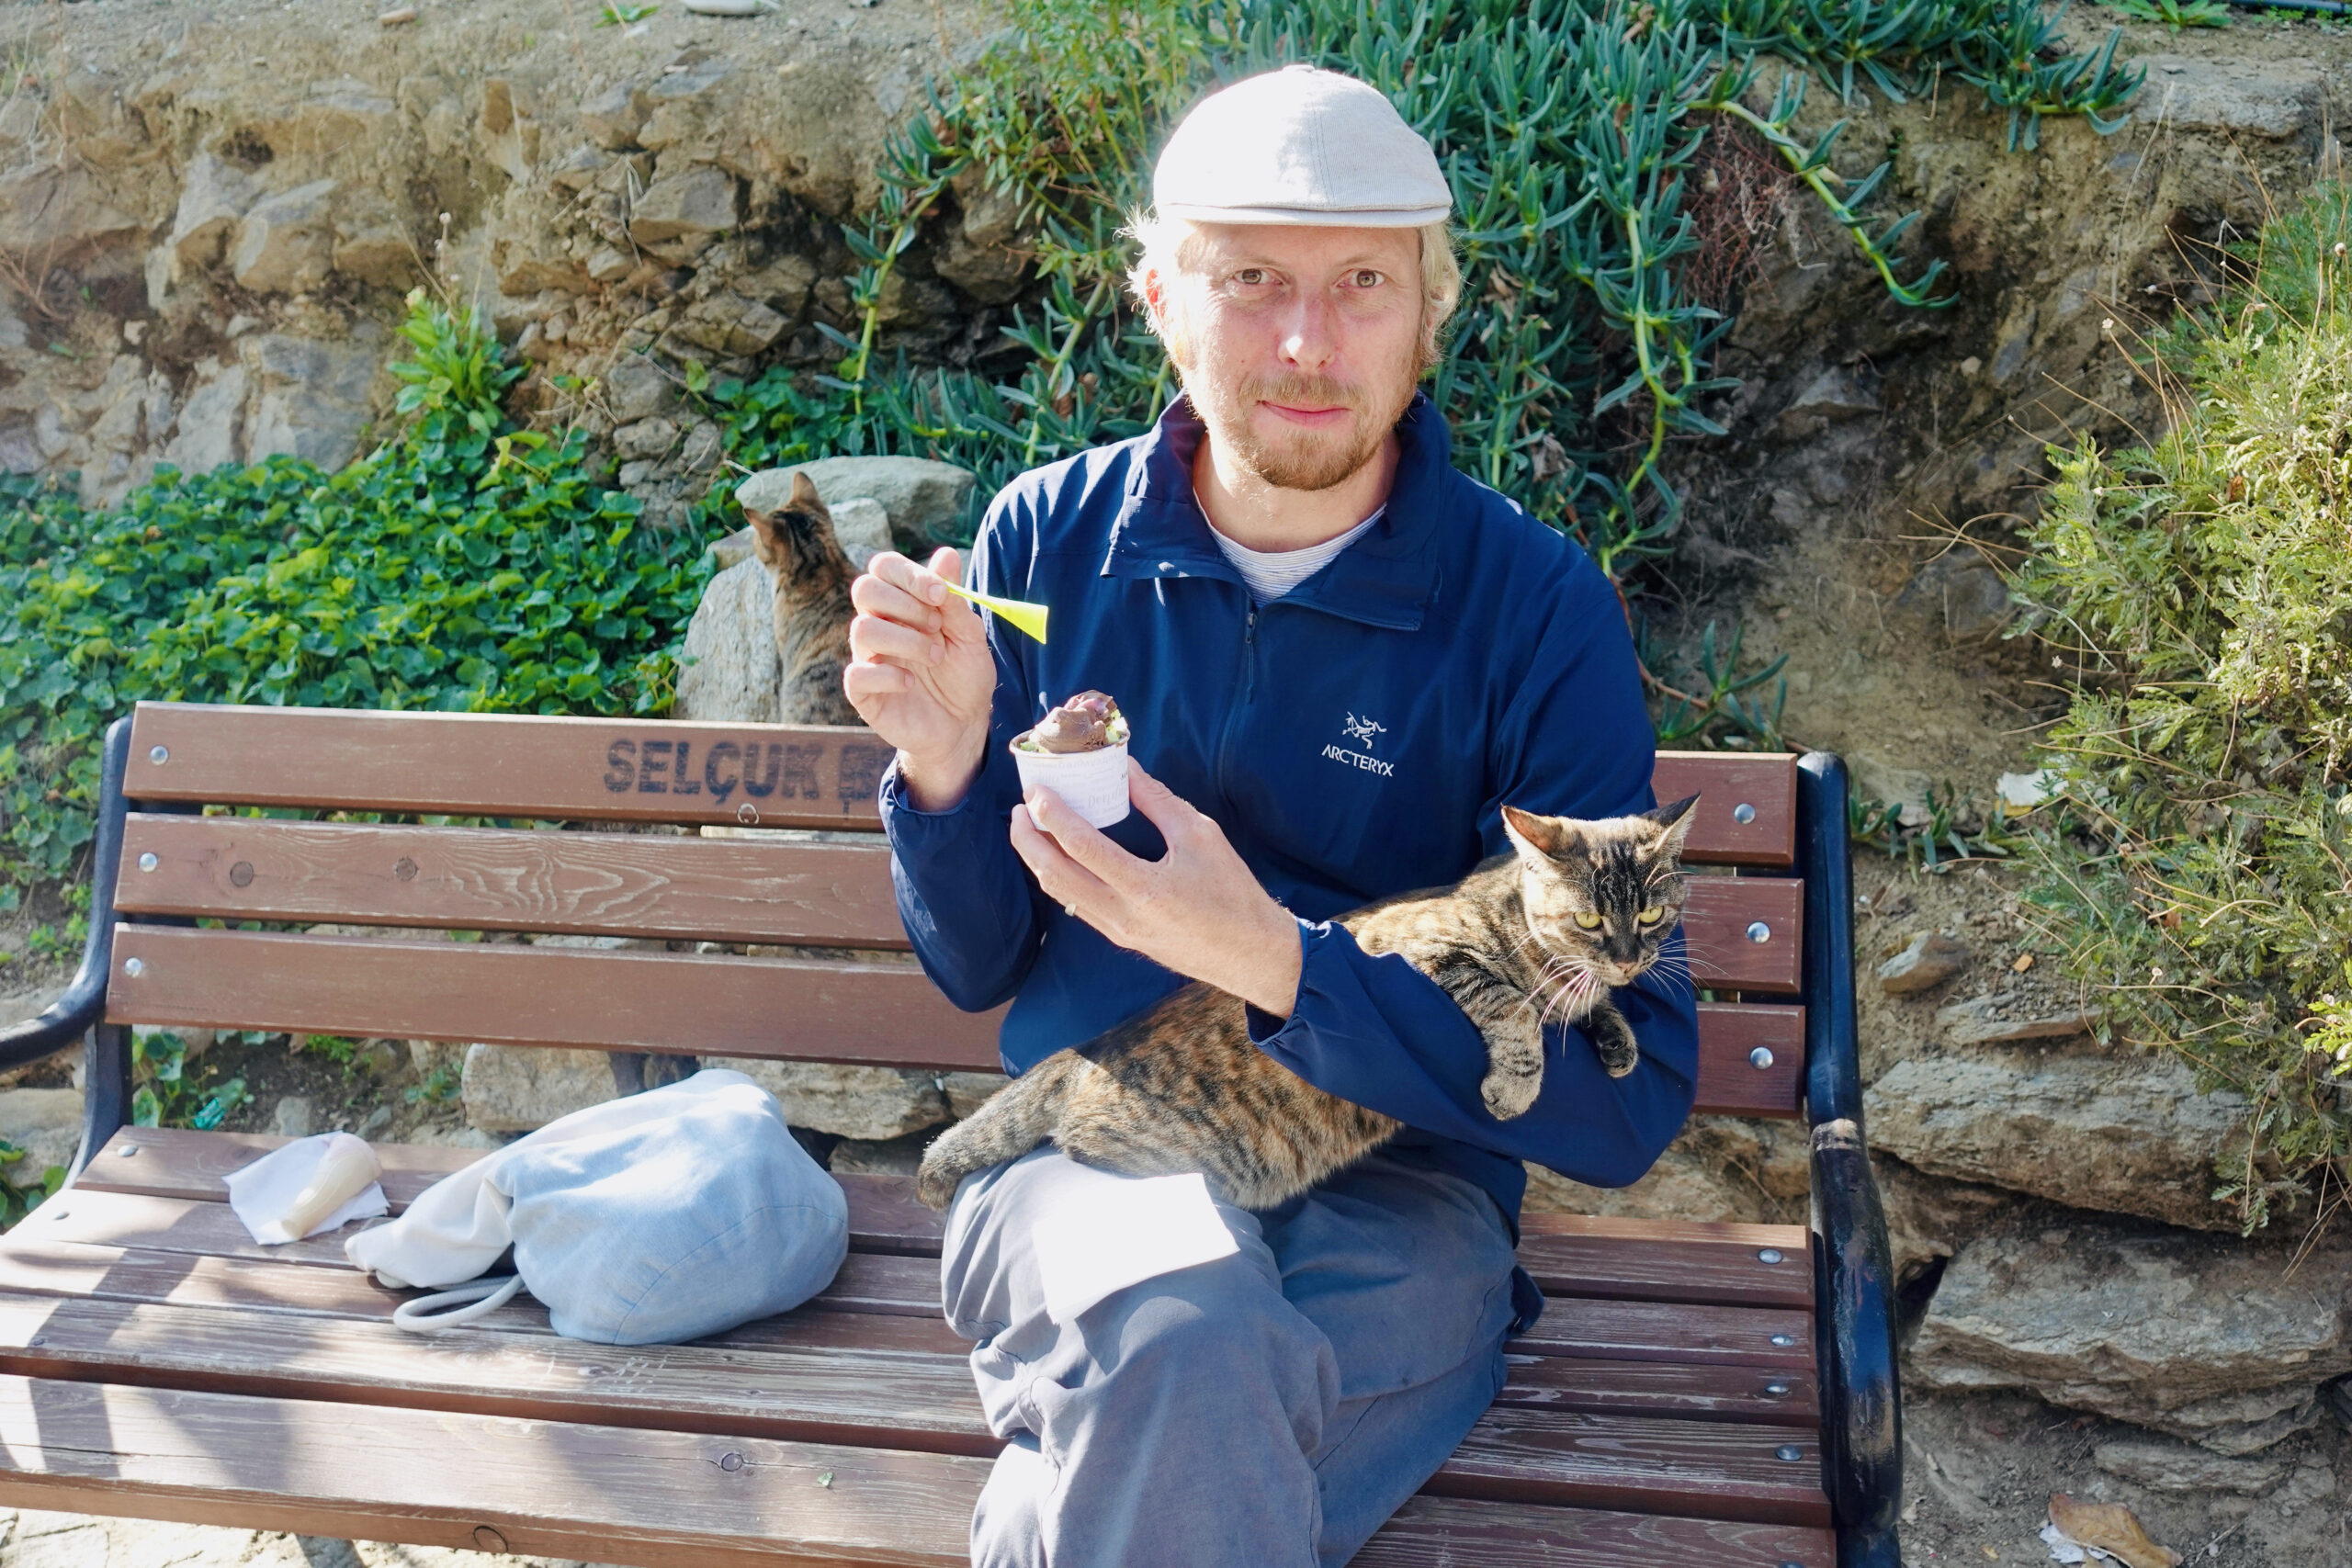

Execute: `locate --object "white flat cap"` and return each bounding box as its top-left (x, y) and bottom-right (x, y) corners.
top-left (1153, 65), bottom-right (1451, 228)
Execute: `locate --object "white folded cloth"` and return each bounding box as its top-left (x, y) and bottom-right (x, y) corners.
top-left (224, 1133), bottom-right (390, 1246)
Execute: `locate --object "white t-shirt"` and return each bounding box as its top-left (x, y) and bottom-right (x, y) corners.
top-left (1203, 505), bottom-right (1385, 604)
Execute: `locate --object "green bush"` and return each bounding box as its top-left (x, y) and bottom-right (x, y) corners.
top-left (2010, 184), bottom-right (2352, 1229)
top-left (0, 292), bottom-right (709, 887)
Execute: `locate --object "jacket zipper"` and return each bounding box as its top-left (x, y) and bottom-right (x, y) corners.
top-left (1214, 596), bottom-right (1259, 814)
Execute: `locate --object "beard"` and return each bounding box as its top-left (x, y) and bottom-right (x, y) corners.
top-left (1181, 361), bottom-right (1420, 493)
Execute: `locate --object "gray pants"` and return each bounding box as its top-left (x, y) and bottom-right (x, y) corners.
top-left (940, 1148), bottom-right (1521, 1568)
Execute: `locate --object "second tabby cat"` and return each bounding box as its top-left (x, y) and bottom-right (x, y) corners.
top-left (743, 469), bottom-right (861, 727)
top-left (914, 795), bottom-right (1698, 1211)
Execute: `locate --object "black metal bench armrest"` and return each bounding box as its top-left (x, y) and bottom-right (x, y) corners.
top-left (0, 719), bottom-right (131, 1074)
top-left (1795, 752), bottom-right (1901, 1568)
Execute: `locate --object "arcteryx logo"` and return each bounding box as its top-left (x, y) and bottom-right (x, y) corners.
top-left (1323, 713), bottom-right (1395, 777)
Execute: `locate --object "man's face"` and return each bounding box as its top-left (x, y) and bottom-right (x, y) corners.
top-left (1153, 223), bottom-right (1427, 493)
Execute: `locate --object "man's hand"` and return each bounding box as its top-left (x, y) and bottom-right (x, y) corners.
top-left (844, 548), bottom-right (999, 811)
top-left (1012, 761), bottom-right (1305, 1018)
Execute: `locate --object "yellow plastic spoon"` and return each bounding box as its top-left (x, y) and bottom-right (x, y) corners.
top-left (940, 581), bottom-right (1049, 644)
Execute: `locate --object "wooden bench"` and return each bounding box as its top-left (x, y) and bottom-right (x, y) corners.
top-left (0, 702), bottom-right (1900, 1567)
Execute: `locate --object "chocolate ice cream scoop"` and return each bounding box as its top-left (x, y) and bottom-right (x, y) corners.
top-left (1025, 691), bottom-right (1124, 753)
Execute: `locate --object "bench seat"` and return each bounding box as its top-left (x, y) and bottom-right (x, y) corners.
top-left (0, 1128), bottom-right (1836, 1562)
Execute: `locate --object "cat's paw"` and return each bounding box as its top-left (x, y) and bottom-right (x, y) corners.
top-left (1480, 1064), bottom-right (1543, 1121)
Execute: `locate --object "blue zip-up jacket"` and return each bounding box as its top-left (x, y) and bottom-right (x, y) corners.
top-left (879, 392), bottom-right (1699, 1251)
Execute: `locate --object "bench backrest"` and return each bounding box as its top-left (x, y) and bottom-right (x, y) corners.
top-left (103, 703), bottom-right (1810, 1116)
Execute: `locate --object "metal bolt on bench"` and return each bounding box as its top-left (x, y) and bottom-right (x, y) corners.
top-left (0, 704), bottom-right (1899, 1566)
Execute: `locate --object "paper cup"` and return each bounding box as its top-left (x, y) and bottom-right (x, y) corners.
top-left (1012, 737), bottom-right (1131, 829)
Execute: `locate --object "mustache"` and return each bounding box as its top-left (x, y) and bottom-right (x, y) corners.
top-left (1245, 373), bottom-right (1364, 412)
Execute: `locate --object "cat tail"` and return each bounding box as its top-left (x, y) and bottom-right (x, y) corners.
top-left (914, 1050), bottom-right (1081, 1211)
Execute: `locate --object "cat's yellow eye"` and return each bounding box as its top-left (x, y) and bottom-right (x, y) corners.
top-left (1574, 911), bottom-right (1604, 931)
top-left (1636, 906), bottom-right (1666, 925)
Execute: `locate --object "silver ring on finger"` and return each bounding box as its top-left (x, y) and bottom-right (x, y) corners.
top-left (1064, 903), bottom-right (1079, 919)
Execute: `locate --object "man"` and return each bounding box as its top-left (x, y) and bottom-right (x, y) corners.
top-left (844, 65), bottom-right (1698, 1568)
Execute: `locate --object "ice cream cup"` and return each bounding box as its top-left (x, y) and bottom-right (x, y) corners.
top-left (1012, 736), bottom-right (1131, 829)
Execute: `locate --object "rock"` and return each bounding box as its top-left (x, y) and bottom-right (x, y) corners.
top-left (1867, 1049), bottom-right (2245, 1229)
top-left (603, 355), bottom-right (675, 423)
top-left (701, 1057), bottom-right (948, 1141)
top-left (272, 1095), bottom-right (316, 1138)
top-left (1525, 1114), bottom-right (1811, 1227)
top-left (581, 81), bottom-right (653, 150)
top-left (461, 1043), bottom-right (627, 1133)
top-left (1933, 996), bottom-right (2092, 1045)
top-left (229, 179), bottom-right (341, 294)
top-left (2132, 57), bottom-right (2324, 139)
top-left (628, 164), bottom-right (739, 254)
top-left (933, 179), bottom-right (1032, 303)
top-left (939, 1071), bottom-right (1008, 1120)
top-left (160, 362), bottom-right (250, 475)
top-left (1849, 751), bottom-right (1935, 829)
top-left (0, 1088), bottom-right (82, 1186)
top-left (829, 1128), bottom-right (935, 1177)
top-left (1911, 1219), bottom-right (2352, 1452)
top-left (0, 164), bottom-right (141, 259)
top-left (613, 418), bottom-right (679, 461)
top-left (1775, 365), bottom-right (1881, 436)
top-left (1871, 1154), bottom-right (2022, 1285)
top-left (736, 456), bottom-right (978, 554)
top-left (1879, 931), bottom-right (1970, 995)
top-left (2092, 1438), bottom-right (2289, 1495)
top-left (331, 194), bottom-right (417, 288)
top-left (827, 497), bottom-right (892, 569)
top-left (1899, 545), bottom-right (2013, 639)
top-left (166, 152), bottom-right (262, 273)
top-left (243, 333), bottom-right (379, 468)
top-left (673, 558), bottom-right (782, 723)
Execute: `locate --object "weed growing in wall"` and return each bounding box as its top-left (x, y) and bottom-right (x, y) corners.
top-left (2010, 184), bottom-right (2352, 1230)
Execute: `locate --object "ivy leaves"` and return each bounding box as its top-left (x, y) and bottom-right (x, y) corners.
top-left (0, 298), bottom-right (711, 890)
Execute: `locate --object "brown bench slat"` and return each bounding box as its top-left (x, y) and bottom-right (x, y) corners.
top-left (1421, 1405), bottom-right (1825, 1527)
top-left (1498, 1355), bottom-right (1817, 1427)
top-left (0, 1235), bottom-right (1815, 1427)
top-left (1652, 753), bottom-right (1798, 869)
top-left (126, 704), bottom-right (902, 834)
top-left (105, 927), bottom-right (1006, 1071)
top-left (113, 815), bottom-right (1802, 992)
top-left (0, 1235), bottom-right (974, 1356)
top-left (0, 1292), bottom-right (1001, 1457)
top-left (99, 926), bottom-right (1800, 1111)
top-left (1692, 1002), bottom-right (1804, 1117)
top-left (1514, 1215), bottom-right (1809, 1310)
top-left (13, 1193), bottom-right (1814, 1372)
top-left (1363, 1495), bottom-right (1833, 1568)
top-left (123, 705), bottom-right (1798, 869)
top-left (116, 815), bottom-right (915, 950)
top-left (1513, 1297), bottom-right (1813, 1371)
top-left (80, 1131), bottom-right (948, 1257)
top-left (0, 1374), bottom-right (987, 1568)
top-left (0, 1233), bottom-right (1816, 1430)
top-left (0, 1292), bottom-right (1821, 1523)
top-left (77, 1134), bottom-right (1815, 1306)
top-left (0, 1376), bottom-right (1834, 1568)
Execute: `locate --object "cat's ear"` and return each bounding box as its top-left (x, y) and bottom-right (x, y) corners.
top-left (1645, 793), bottom-right (1701, 856)
top-left (788, 469), bottom-right (823, 512)
top-left (1502, 805), bottom-right (1585, 862)
top-left (741, 499), bottom-right (784, 566)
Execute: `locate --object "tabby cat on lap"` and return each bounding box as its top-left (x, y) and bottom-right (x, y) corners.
top-left (914, 795), bottom-right (1699, 1211)
top-left (743, 470), bottom-right (861, 726)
